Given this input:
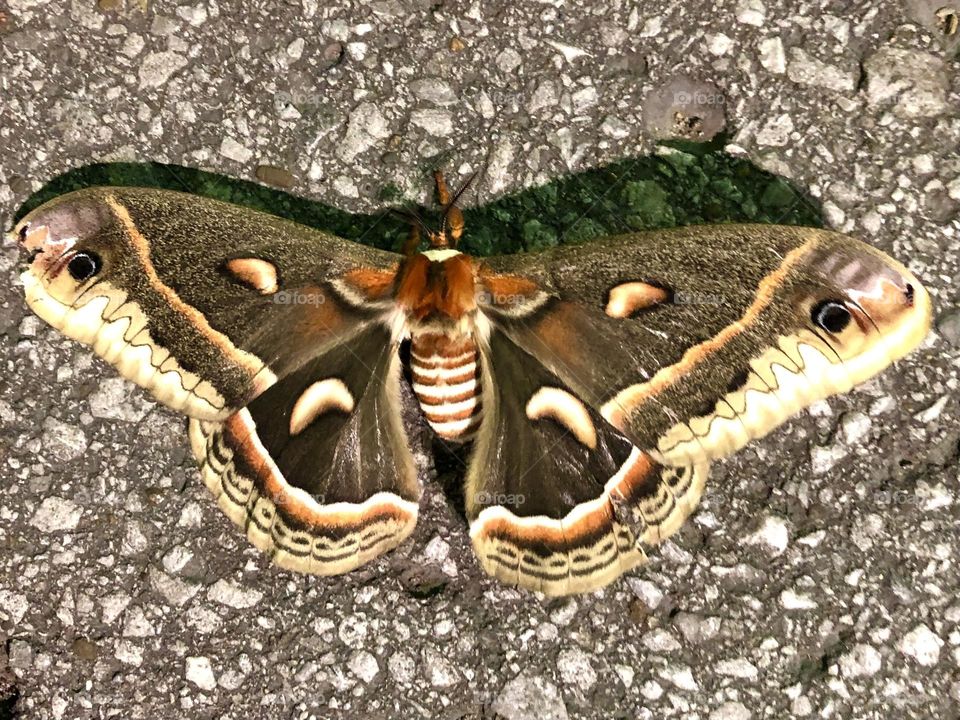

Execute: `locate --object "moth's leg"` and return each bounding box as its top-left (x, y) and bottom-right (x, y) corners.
top-left (434, 169), bottom-right (465, 244)
top-left (433, 168), bottom-right (453, 206)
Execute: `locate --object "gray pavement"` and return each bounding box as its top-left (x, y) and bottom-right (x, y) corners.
top-left (0, 1), bottom-right (959, 718)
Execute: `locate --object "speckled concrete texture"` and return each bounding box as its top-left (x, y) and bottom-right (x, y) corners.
top-left (1, 1), bottom-right (959, 719)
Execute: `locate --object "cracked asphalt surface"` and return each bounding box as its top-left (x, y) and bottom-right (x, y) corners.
top-left (1, 0), bottom-right (959, 718)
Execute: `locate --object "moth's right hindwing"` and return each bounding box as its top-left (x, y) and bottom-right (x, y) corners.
top-left (16, 187), bottom-right (401, 420)
top-left (465, 330), bottom-right (709, 596)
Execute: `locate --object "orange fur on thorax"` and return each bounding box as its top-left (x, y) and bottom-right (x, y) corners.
top-left (396, 254), bottom-right (477, 321)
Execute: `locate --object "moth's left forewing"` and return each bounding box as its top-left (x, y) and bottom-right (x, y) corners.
top-left (16, 187), bottom-right (402, 421)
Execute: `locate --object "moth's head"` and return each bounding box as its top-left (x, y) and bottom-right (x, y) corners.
top-left (13, 189), bottom-right (121, 311)
top-left (787, 231), bottom-right (931, 383)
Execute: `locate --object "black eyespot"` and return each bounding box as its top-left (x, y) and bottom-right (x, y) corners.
top-left (67, 252), bottom-right (102, 282)
top-left (811, 300), bottom-right (851, 333)
top-left (904, 283), bottom-right (915, 307)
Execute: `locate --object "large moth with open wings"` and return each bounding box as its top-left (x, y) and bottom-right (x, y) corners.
top-left (14, 173), bottom-right (931, 596)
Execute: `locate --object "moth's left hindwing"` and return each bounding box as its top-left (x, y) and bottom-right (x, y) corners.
top-left (189, 323), bottom-right (419, 575)
top-left (16, 187), bottom-right (419, 573)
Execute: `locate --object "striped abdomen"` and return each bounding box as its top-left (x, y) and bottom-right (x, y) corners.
top-left (410, 332), bottom-right (482, 442)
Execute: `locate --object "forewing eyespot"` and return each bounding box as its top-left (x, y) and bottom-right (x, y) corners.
top-left (67, 251), bottom-right (102, 282)
top-left (811, 300), bottom-right (851, 333)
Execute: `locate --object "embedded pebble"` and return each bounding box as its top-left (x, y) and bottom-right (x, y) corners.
top-left (42, 418), bottom-right (88, 462)
top-left (557, 647), bottom-right (597, 690)
top-left (185, 656), bottom-right (217, 691)
top-left (710, 702), bottom-right (752, 720)
top-left (840, 411), bottom-right (872, 444)
top-left (899, 624), bottom-right (943, 666)
top-left (138, 51), bottom-right (188, 88)
top-left (864, 47), bottom-right (950, 117)
top-left (219, 137), bottom-right (253, 164)
top-left (758, 37), bottom-right (785, 73)
top-left (348, 651), bottom-right (380, 684)
top-left (148, 568), bottom-right (200, 607)
top-left (628, 578), bottom-right (664, 609)
top-left (674, 613), bottom-right (722, 644)
top-left (30, 496), bottom-right (82, 533)
top-left (122, 607), bottom-right (155, 638)
top-left (410, 109), bottom-right (454, 137)
top-left (424, 647), bottom-right (459, 687)
top-left (643, 629), bottom-right (682, 652)
top-left (839, 644), bottom-right (882, 678)
top-left (0, 591), bottom-right (29, 624)
top-left (388, 652), bottom-right (416, 685)
top-left (528, 81), bottom-right (559, 113)
top-left (755, 113), bottom-right (793, 147)
top-left (660, 665), bottom-right (699, 691)
top-left (781, 590), bottom-right (818, 610)
top-left (492, 674), bottom-right (569, 720)
top-left (736, 0), bottom-right (765, 25)
top-left (747, 515), bottom-right (789, 555)
top-left (717, 658), bottom-right (759, 679)
top-left (496, 48), bottom-right (522, 73)
top-left (787, 48), bottom-right (858, 93)
top-left (206, 580), bottom-right (263, 609)
top-left (938, 311), bottom-right (960, 346)
top-left (338, 103), bottom-right (391, 162)
top-left (410, 78), bottom-right (457, 106)
top-left (88, 378), bottom-right (153, 422)
top-left (811, 443), bottom-right (848, 475)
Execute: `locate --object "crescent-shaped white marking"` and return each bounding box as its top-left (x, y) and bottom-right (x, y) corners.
top-left (289, 378), bottom-right (355, 436)
top-left (525, 387), bottom-right (597, 449)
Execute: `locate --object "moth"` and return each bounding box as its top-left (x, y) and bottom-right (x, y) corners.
top-left (13, 171), bottom-right (931, 596)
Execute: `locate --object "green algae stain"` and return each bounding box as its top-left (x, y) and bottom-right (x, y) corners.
top-left (15, 145), bottom-right (822, 258)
